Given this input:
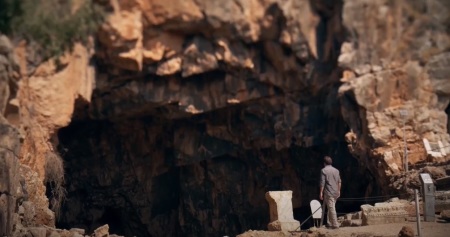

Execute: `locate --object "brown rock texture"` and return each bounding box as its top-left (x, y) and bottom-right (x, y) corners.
top-left (1, 33), bottom-right (106, 236)
top-left (53, 1), bottom-right (364, 236)
top-left (1, 0), bottom-right (450, 236)
top-left (0, 34), bottom-right (23, 237)
top-left (14, 42), bottom-right (95, 228)
top-left (0, 122), bottom-right (22, 236)
top-left (338, 0), bottom-right (450, 190)
top-left (441, 209), bottom-right (450, 221)
top-left (398, 225), bottom-right (414, 237)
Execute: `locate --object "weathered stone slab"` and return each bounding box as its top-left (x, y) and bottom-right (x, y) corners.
top-left (441, 210), bottom-right (450, 221)
top-left (435, 191), bottom-right (450, 212)
top-left (423, 138), bottom-right (444, 158)
top-left (28, 227), bottom-right (47, 237)
top-left (361, 202), bottom-right (408, 226)
top-left (70, 228), bottom-right (86, 235)
top-left (93, 224), bottom-right (109, 237)
top-left (265, 191), bottom-right (300, 231)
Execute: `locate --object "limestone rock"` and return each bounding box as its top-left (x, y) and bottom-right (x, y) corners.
top-left (21, 201), bottom-right (36, 226)
top-left (93, 224), bottom-right (109, 237)
top-left (181, 37), bottom-right (218, 77)
top-left (28, 227), bottom-right (47, 237)
top-left (398, 226), bottom-right (414, 237)
top-left (0, 34), bottom-right (19, 119)
top-left (70, 228), bottom-right (86, 235)
top-left (339, 0), bottom-right (450, 193)
top-left (361, 202), bottom-right (409, 226)
top-left (156, 57), bottom-right (182, 76)
top-left (423, 166), bottom-right (447, 179)
top-left (441, 210), bottom-right (450, 221)
top-left (48, 231), bottom-right (62, 237)
top-left (265, 191), bottom-right (300, 231)
top-left (0, 121), bottom-right (22, 236)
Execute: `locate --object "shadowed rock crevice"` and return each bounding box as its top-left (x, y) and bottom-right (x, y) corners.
top-left (56, 103), bottom-right (378, 236)
top-left (446, 104), bottom-right (450, 135)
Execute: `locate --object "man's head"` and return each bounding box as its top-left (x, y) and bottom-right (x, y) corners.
top-left (324, 156), bottom-right (332, 166)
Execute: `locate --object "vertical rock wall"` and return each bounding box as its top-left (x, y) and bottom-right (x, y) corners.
top-left (338, 0), bottom-right (450, 190)
top-left (0, 34), bottom-right (23, 237)
top-left (0, 121), bottom-right (22, 236)
top-left (56, 118), bottom-right (374, 237)
top-left (3, 0), bottom-right (450, 236)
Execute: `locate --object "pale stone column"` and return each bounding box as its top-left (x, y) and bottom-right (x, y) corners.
top-left (265, 191), bottom-right (301, 231)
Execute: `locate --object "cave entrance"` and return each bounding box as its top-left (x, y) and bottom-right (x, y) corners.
top-left (55, 115), bottom-right (378, 237)
top-left (290, 144), bottom-right (380, 229)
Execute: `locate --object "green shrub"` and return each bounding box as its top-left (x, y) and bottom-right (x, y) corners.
top-left (0, 0), bottom-right (105, 59)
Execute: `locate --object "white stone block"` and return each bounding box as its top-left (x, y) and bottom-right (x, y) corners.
top-left (438, 140), bottom-right (446, 156)
top-left (265, 191), bottom-right (300, 231)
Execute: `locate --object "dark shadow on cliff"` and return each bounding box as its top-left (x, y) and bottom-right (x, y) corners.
top-left (446, 104), bottom-right (450, 135)
top-left (56, 113), bottom-right (380, 237)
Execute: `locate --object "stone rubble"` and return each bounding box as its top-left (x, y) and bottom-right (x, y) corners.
top-left (440, 210), bottom-right (450, 221)
top-left (398, 226), bottom-right (414, 237)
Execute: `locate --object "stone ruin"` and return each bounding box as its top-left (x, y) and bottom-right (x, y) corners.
top-left (423, 138), bottom-right (448, 161)
top-left (339, 198), bottom-right (411, 227)
top-left (265, 191), bottom-right (301, 231)
top-left (361, 201), bottom-right (409, 225)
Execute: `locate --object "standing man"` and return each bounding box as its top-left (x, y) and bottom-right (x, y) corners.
top-left (320, 156), bottom-right (341, 229)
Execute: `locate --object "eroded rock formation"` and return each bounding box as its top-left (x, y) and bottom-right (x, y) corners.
top-left (1, 0), bottom-right (449, 236)
top-left (338, 0), bottom-right (450, 191)
top-left (55, 0), bottom-right (371, 236)
top-left (0, 34), bottom-right (24, 236)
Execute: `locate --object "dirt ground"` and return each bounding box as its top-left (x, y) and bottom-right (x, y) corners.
top-left (309, 221), bottom-right (450, 237)
top-left (237, 220), bottom-right (450, 237)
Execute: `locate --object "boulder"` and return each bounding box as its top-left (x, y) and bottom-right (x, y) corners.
top-left (398, 226), bottom-right (414, 237)
top-left (440, 210), bottom-right (450, 221)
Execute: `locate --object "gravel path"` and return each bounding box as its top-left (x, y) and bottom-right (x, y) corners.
top-left (238, 221), bottom-right (450, 237)
top-left (308, 221), bottom-right (450, 237)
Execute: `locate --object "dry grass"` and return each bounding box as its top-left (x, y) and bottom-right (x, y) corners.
top-left (44, 150), bottom-right (66, 218)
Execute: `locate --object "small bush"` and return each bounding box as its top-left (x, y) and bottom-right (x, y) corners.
top-left (44, 151), bottom-right (67, 218)
top-left (0, 0), bottom-right (105, 59)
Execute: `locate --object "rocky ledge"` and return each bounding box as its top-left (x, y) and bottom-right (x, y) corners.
top-left (0, 0), bottom-right (449, 236)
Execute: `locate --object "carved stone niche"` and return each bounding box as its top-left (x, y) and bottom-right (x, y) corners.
top-left (265, 191), bottom-right (301, 231)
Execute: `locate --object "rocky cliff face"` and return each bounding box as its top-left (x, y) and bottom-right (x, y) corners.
top-left (1, 0), bottom-right (450, 236)
top-left (338, 0), bottom-right (450, 191)
top-left (56, 1), bottom-right (360, 236)
top-left (0, 34), bottom-right (24, 236)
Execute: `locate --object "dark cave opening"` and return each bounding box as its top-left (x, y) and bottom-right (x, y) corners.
top-left (56, 114), bottom-right (378, 237)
